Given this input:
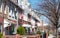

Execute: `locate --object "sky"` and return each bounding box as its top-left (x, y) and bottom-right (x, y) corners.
top-left (28, 0), bottom-right (49, 26)
top-left (28, 0), bottom-right (43, 9)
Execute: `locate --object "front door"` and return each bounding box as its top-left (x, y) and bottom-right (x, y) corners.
top-left (5, 25), bottom-right (15, 35)
top-left (43, 32), bottom-right (46, 38)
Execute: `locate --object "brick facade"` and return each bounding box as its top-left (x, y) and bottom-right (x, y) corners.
top-left (3, 34), bottom-right (40, 38)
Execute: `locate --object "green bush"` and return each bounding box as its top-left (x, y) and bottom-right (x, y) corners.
top-left (48, 31), bottom-right (50, 36)
top-left (0, 33), bottom-right (2, 38)
top-left (17, 26), bottom-right (25, 35)
top-left (36, 30), bottom-right (41, 34)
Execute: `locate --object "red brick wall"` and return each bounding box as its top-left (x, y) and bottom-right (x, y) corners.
top-left (0, 18), bottom-right (3, 23)
top-left (3, 34), bottom-right (40, 38)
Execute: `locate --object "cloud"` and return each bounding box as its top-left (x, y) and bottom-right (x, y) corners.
top-left (43, 23), bottom-right (48, 26)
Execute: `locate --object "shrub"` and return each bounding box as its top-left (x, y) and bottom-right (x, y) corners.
top-left (48, 31), bottom-right (50, 36)
top-left (17, 26), bottom-right (25, 35)
top-left (0, 33), bottom-right (2, 38)
top-left (36, 30), bottom-right (41, 34)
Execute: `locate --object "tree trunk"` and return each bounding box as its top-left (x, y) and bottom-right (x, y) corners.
top-left (56, 27), bottom-right (58, 38)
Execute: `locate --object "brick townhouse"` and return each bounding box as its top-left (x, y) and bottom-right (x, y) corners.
top-left (18, 0), bottom-right (41, 34)
top-left (0, 0), bottom-right (49, 38)
top-left (0, 0), bottom-right (23, 35)
top-left (0, 0), bottom-right (43, 35)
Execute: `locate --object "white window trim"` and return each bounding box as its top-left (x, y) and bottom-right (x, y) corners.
top-left (4, 7), bottom-right (6, 14)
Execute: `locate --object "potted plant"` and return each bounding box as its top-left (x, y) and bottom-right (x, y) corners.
top-left (0, 33), bottom-right (2, 38)
top-left (17, 26), bottom-right (25, 35)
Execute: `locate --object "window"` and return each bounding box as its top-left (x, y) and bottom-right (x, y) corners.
top-left (12, 10), bottom-right (15, 19)
top-left (8, 2), bottom-right (12, 16)
top-left (14, 11), bottom-right (17, 19)
top-left (28, 14), bottom-right (31, 18)
top-left (8, 2), bottom-right (18, 20)
top-left (9, 15), bottom-right (11, 17)
top-left (4, 1), bottom-right (6, 14)
top-left (17, 0), bottom-right (18, 3)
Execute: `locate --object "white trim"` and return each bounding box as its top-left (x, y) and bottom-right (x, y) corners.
top-left (4, 19), bottom-right (10, 28)
top-left (22, 24), bottom-right (31, 27)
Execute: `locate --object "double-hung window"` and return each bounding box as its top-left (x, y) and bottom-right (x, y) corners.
top-left (8, 2), bottom-right (12, 18)
top-left (4, 1), bottom-right (6, 14)
top-left (14, 10), bottom-right (17, 20)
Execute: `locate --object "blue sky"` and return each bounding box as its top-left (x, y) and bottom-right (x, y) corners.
top-left (28, 0), bottom-right (43, 9)
top-left (28, 0), bottom-right (48, 24)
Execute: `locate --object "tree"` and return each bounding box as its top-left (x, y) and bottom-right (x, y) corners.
top-left (36, 0), bottom-right (60, 38)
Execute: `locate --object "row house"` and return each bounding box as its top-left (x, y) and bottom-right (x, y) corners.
top-left (0, 0), bottom-right (2, 34)
top-left (0, 0), bottom-right (46, 36)
top-left (18, 9), bottom-right (32, 34)
top-left (18, 11), bottom-right (40, 34)
top-left (18, 0), bottom-right (31, 34)
top-left (17, 0), bottom-right (41, 34)
top-left (28, 9), bottom-right (41, 33)
top-left (0, 0), bottom-right (23, 35)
